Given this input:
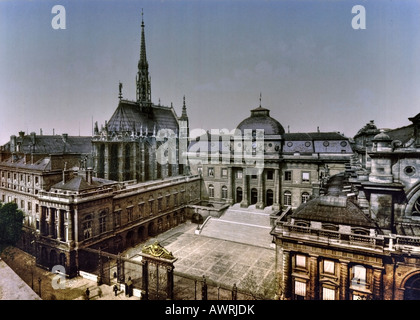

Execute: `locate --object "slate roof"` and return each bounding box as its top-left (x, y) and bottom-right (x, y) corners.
top-left (3, 135), bottom-right (92, 155)
top-left (107, 100), bottom-right (179, 134)
top-left (386, 125), bottom-right (414, 146)
top-left (0, 156), bottom-right (51, 171)
top-left (51, 175), bottom-right (115, 192)
top-left (291, 197), bottom-right (377, 228)
top-left (283, 132), bottom-right (352, 154)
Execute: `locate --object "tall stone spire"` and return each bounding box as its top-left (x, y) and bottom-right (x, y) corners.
top-left (136, 9), bottom-right (151, 106)
top-left (180, 95), bottom-right (188, 120)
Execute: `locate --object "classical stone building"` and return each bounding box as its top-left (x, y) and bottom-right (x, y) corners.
top-left (272, 113), bottom-right (420, 300)
top-left (187, 102), bottom-right (353, 212)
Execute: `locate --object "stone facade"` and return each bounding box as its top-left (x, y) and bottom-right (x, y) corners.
top-left (272, 113), bottom-right (420, 300)
top-left (188, 106), bottom-right (353, 214)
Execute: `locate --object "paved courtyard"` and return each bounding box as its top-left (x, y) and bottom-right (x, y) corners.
top-left (124, 221), bottom-right (277, 299)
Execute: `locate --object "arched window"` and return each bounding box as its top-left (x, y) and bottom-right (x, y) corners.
top-left (284, 191), bottom-right (292, 206)
top-left (221, 185), bottom-right (228, 199)
top-left (83, 214), bottom-right (92, 240)
top-left (99, 211), bottom-right (107, 234)
top-left (208, 184), bottom-right (214, 198)
top-left (301, 192), bottom-right (310, 204)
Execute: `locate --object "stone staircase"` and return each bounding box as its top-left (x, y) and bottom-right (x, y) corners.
top-left (198, 204), bottom-right (275, 248)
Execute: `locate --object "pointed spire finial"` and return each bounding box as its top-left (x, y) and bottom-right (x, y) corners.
top-left (259, 92), bottom-right (262, 108)
top-left (119, 82), bottom-right (123, 100)
top-left (181, 95), bottom-right (188, 119)
top-left (141, 8), bottom-right (144, 26)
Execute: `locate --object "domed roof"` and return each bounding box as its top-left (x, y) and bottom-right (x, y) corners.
top-left (236, 106), bottom-right (285, 135)
top-left (373, 131), bottom-right (392, 141)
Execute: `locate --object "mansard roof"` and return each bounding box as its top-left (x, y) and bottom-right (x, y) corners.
top-left (283, 132), bottom-right (352, 154)
top-left (107, 100), bottom-right (179, 134)
top-left (291, 197), bottom-right (377, 228)
top-left (2, 134), bottom-right (92, 155)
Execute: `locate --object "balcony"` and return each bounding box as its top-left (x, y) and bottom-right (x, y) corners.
top-left (274, 223), bottom-right (385, 251)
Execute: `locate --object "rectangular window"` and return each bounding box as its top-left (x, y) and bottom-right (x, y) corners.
top-left (323, 260), bottom-right (335, 274)
top-left (267, 170), bottom-right (274, 180)
top-left (284, 171), bottom-right (292, 181)
top-left (296, 254), bottom-right (306, 268)
top-left (127, 207), bottom-right (134, 222)
top-left (352, 265), bottom-right (367, 286)
top-left (208, 167), bottom-right (215, 177)
top-left (166, 195), bottom-right (171, 208)
top-left (302, 172), bottom-right (310, 182)
top-left (149, 200), bottom-right (154, 215)
top-left (294, 280), bottom-right (306, 300)
top-left (158, 198), bottom-right (163, 212)
top-left (114, 209), bottom-right (121, 227)
top-left (322, 287), bottom-right (336, 300)
top-left (221, 168), bottom-right (228, 178)
top-left (236, 171), bottom-right (243, 179)
top-left (99, 215), bottom-right (106, 234)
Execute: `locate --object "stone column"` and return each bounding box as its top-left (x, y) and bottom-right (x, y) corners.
top-left (273, 168), bottom-right (280, 210)
top-left (48, 207), bottom-right (54, 237)
top-left (373, 267), bottom-right (383, 300)
top-left (74, 207), bottom-right (79, 243)
top-left (57, 209), bottom-right (63, 241)
top-left (118, 143), bottom-right (124, 181)
top-left (240, 173), bottom-right (249, 208)
top-left (256, 170), bottom-right (264, 209)
top-left (339, 260), bottom-right (349, 300)
top-left (151, 138), bottom-right (157, 180)
top-left (140, 140), bottom-right (145, 182)
top-left (309, 255), bottom-right (319, 300)
top-left (104, 144), bottom-right (110, 180)
top-left (93, 143), bottom-right (99, 178)
top-left (226, 167), bottom-right (233, 205)
top-left (39, 206), bottom-right (46, 235)
top-left (66, 210), bottom-right (73, 243)
top-left (283, 250), bottom-right (292, 300)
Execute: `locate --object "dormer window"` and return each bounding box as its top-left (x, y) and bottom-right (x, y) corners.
top-left (322, 223), bottom-right (339, 232)
top-left (352, 227), bottom-right (369, 236)
top-left (295, 220), bottom-right (310, 228)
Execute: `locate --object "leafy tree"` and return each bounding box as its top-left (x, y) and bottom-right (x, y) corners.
top-left (0, 202), bottom-right (25, 253)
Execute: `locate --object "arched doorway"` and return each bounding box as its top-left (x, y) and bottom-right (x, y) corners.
top-left (138, 226), bottom-right (146, 242)
top-left (59, 253), bottom-right (67, 268)
top-left (266, 189), bottom-right (274, 206)
top-left (126, 231), bottom-right (135, 247)
top-left (236, 187), bottom-right (243, 203)
top-left (148, 222), bottom-right (155, 237)
top-left (404, 273), bottom-right (420, 300)
top-left (251, 188), bottom-right (258, 205)
top-left (40, 247), bottom-right (48, 267)
top-left (49, 250), bottom-right (58, 269)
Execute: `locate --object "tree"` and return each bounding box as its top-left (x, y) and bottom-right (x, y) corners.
top-left (0, 202), bottom-right (25, 253)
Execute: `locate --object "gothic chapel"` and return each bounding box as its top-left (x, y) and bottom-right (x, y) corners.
top-left (92, 13), bottom-right (189, 183)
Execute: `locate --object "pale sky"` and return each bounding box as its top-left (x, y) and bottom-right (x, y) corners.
top-left (1, 0), bottom-right (420, 144)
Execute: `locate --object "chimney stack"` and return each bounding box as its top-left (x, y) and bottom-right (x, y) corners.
top-left (86, 167), bottom-right (93, 185)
